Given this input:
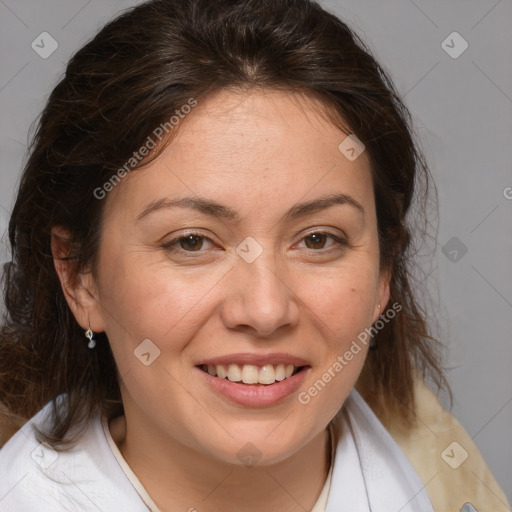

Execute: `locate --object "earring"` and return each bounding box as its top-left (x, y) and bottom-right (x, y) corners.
top-left (85, 328), bottom-right (96, 349)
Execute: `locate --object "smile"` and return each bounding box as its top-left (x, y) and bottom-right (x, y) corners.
top-left (198, 363), bottom-right (304, 385)
top-left (195, 353), bottom-right (311, 406)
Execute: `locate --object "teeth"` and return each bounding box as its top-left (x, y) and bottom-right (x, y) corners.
top-left (227, 364), bottom-right (242, 382)
top-left (259, 365), bottom-right (275, 385)
top-left (241, 365), bottom-right (259, 384)
top-left (216, 365), bottom-right (227, 379)
top-left (275, 364), bottom-right (286, 381)
top-left (204, 363), bottom-right (302, 385)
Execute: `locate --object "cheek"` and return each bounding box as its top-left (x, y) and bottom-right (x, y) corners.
top-left (94, 251), bottom-right (213, 422)
top-left (95, 245), bottom-right (224, 354)
top-left (295, 275), bottom-right (375, 416)
top-left (298, 266), bottom-right (378, 341)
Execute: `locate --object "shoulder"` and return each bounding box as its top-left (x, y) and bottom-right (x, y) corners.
top-left (0, 401), bottom-right (57, 507)
top-left (379, 378), bottom-right (511, 512)
top-left (0, 399), bottom-right (144, 512)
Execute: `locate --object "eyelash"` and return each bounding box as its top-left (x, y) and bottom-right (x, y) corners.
top-left (161, 230), bottom-right (349, 256)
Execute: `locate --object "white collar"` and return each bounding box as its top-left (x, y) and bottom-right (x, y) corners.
top-left (0, 388), bottom-right (434, 512)
top-left (325, 388), bottom-right (434, 512)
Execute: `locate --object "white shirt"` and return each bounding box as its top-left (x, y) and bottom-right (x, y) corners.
top-left (0, 389), bottom-right (434, 511)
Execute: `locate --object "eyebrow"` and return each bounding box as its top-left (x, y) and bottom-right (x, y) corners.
top-left (136, 193), bottom-right (365, 223)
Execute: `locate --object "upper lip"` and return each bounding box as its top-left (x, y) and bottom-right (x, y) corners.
top-left (196, 352), bottom-right (310, 367)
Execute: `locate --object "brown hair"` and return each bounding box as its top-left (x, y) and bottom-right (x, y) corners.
top-left (0, 0), bottom-right (449, 447)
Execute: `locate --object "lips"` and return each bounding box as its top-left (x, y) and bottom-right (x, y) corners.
top-left (197, 352), bottom-right (310, 367)
top-left (195, 352), bottom-right (311, 406)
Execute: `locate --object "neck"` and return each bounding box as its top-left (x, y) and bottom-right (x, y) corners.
top-left (109, 414), bottom-right (332, 512)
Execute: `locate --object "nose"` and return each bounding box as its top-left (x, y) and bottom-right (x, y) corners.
top-left (220, 253), bottom-right (301, 338)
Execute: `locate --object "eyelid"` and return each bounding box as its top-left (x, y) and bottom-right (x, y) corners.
top-left (161, 229), bottom-right (216, 249)
top-left (297, 226), bottom-right (349, 242)
top-left (293, 231), bottom-right (349, 252)
top-left (162, 228), bottom-right (349, 255)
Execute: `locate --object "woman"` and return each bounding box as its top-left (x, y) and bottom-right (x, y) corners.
top-left (0, 0), bottom-right (508, 510)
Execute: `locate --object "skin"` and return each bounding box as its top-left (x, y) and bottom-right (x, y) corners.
top-left (53, 88), bottom-right (390, 512)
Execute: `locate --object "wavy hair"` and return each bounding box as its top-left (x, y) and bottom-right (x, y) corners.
top-left (0, 0), bottom-right (450, 447)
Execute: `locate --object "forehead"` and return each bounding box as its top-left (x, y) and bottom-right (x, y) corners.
top-left (105, 88), bottom-right (374, 220)
top-left (167, 88), bottom-right (365, 172)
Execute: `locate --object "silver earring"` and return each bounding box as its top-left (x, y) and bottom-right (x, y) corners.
top-left (85, 328), bottom-right (96, 349)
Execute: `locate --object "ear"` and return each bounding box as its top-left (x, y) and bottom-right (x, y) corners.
top-left (51, 226), bottom-right (105, 333)
top-left (372, 267), bottom-right (391, 324)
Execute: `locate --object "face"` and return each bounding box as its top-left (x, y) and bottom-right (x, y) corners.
top-left (67, 88), bottom-right (389, 465)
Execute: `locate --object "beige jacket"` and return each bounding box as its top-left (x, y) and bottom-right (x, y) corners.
top-left (362, 378), bottom-right (510, 512)
top-left (1, 381), bottom-right (509, 511)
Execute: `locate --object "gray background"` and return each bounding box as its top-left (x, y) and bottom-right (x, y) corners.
top-left (1, 0), bottom-right (511, 503)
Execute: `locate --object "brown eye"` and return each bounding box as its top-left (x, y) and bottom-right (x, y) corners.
top-left (304, 232), bottom-right (328, 250)
top-left (298, 231), bottom-right (348, 252)
top-left (162, 232), bottom-right (215, 253)
top-left (178, 234), bottom-right (204, 251)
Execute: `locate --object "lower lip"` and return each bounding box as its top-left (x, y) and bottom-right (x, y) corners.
top-left (196, 367), bottom-right (310, 407)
